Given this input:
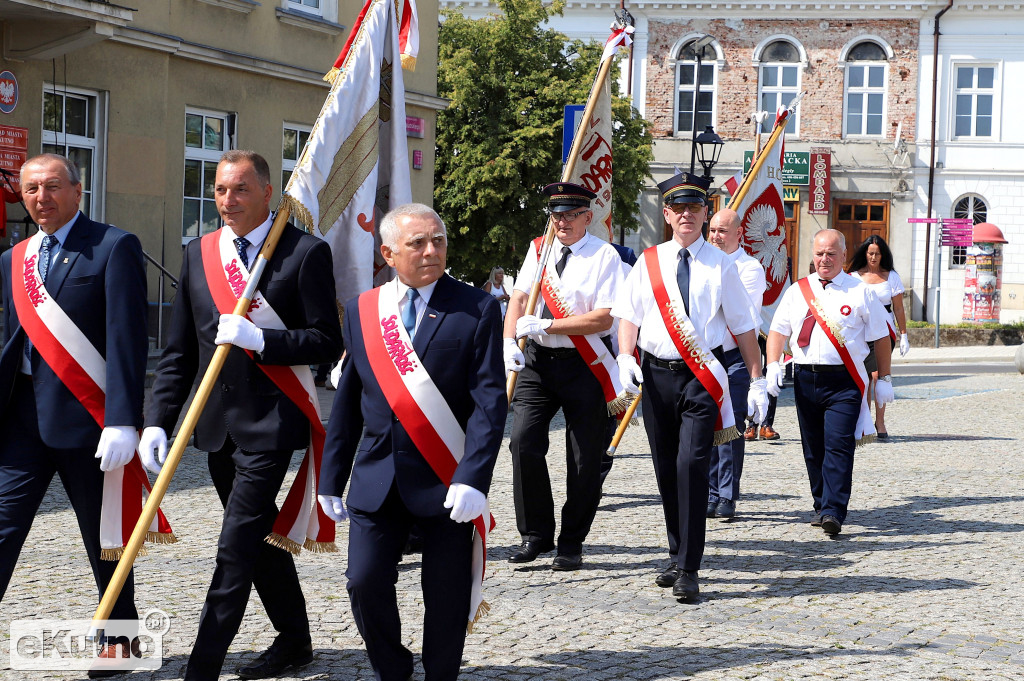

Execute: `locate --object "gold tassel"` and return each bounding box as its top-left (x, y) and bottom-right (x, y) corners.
top-left (466, 600), bottom-right (491, 634)
top-left (856, 433), bottom-right (877, 448)
top-left (101, 546), bottom-right (148, 562)
top-left (400, 55), bottom-right (417, 71)
top-left (302, 539), bottom-right (339, 554)
top-left (713, 426), bottom-right (740, 446)
top-left (323, 66), bottom-right (341, 85)
top-left (264, 532), bottom-right (303, 556)
top-left (146, 531), bottom-right (178, 545)
top-left (281, 196), bottom-right (315, 235)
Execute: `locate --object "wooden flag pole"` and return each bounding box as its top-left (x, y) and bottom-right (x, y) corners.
top-left (505, 49), bottom-right (617, 402)
top-left (90, 206), bottom-right (293, 631)
top-left (606, 389), bottom-right (641, 455)
top-left (726, 113), bottom-right (791, 212)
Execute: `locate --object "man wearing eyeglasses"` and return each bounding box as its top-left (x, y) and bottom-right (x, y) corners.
top-left (612, 173), bottom-right (768, 602)
top-left (504, 182), bottom-right (625, 571)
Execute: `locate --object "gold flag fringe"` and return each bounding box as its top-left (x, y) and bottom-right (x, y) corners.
top-left (856, 433), bottom-right (876, 448)
top-left (281, 195), bottom-right (316, 236)
top-left (400, 55), bottom-right (417, 71)
top-left (147, 531), bottom-right (178, 545)
top-left (323, 67), bottom-right (341, 85)
top-left (101, 546), bottom-right (146, 562)
top-left (466, 599), bottom-right (491, 634)
top-left (265, 532), bottom-right (303, 556)
top-left (713, 425), bottom-right (740, 446)
top-left (303, 539), bottom-right (339, 553)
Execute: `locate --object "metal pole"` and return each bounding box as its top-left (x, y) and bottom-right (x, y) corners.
top-left (689, 51), bottom-right (701, 175)
top-left (934, 219), bottom-right (942, 348)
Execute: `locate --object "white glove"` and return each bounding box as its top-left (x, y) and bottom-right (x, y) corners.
top-left (444, 483), bottom-right (487, 523)
top-left (503, 338), bottom-right (525, 374)
top-left (765, 361), bottom-right (784, 398)
top-left (875, 377), bottom-right (895, 406)
top-left (747, 378), bottom-right (769, 425)
top-left (95, 426), bottom-right (139, 472)
top-left (215, 314), bottom-right (265, 353)
top-left (900, 333), bottom-right (910, 357)
top-left (515, 315), bottom-right (552, 339)
top-left (317, 494), bottom-right (348, 522)
top-left (616, 353), bottom-right (643, 394)
top-left (138, 426), bottom-right (168, 475)
top-left (329, 361), bottom-right (342, 389)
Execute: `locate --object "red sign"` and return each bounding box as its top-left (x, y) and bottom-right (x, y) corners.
top-left (808, 148), bottom-right (831, 215)
top-left (412, 149), bottom-right (423, 170)
top-left (0, 124), bottom-right (28, 192)
top-left (406, 116), bottom-right (424, 139)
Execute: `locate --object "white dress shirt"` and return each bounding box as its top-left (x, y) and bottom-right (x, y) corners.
top-left (851, 269), bottom-right (905, 335)
top-left (722, 248), bottom-right (766, 351)
top-left (513, 231), bottom-right (623, 349)
top-left (229, 214), bottom-right (273, 269)
top-left (396, 277), bottom-right (439, 340)
top-left (611, 236), bottom-right (758, 359)
top-left (769, 271), bottom-right (891, 366)
top-left (22, 212), bottom-right (80, 374)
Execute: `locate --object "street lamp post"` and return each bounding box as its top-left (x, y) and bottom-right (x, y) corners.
top-left (687, 34), bottom-right (716, 176)
top-left (694, 125), bottom-right (725, 181)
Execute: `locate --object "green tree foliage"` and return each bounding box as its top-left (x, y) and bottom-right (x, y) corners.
top-left (435, 0), bottom-right (653, 284)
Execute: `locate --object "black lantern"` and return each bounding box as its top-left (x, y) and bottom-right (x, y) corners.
top-left (694, 125), bottom-right (724, 179)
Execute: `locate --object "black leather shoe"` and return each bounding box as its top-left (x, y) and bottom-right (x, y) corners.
top-left (672, 570), bottom-right (699, 602)
top-left (551, 553), bottom-right (583, 571)
top-left (655, 564), bottom-right (679, 588)
top-left (236, 641), bottom-right (314, 680)
top-left (715, 499), bottom-right (736, 520)
top-left (508, 540), bottom-right (554, 564)
top-left (706, 500), bottom-right (718, 518)
top-left (810, 513), bottom-right (822, 527)
top-left (821, 515), bottom-right (842, 536)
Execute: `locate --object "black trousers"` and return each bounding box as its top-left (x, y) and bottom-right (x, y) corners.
top-left (184, 439), bottom-right (310, 681)
top-left (0, 375), bottom-right (137, 620)
top-left (510, 342), bottom-right (607, 555)
top-left (640, 356), bottom-right (717, 572)
top-left (346, 484), bottom-right (473, 681)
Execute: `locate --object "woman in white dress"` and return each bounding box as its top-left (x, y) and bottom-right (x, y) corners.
top-left (482, 266), bottom-right (511, 317)
top-left (849, 235), bottom-right (909, 438)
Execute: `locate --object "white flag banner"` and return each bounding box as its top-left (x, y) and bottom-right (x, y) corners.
top-left (283, 0), bottom-right (413, 304)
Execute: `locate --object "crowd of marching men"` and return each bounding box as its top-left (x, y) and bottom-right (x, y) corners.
top-left (0, 151), bottom-right (904, 681)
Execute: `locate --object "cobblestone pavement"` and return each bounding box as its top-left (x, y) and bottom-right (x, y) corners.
top-left (3, 370), bottom-right (1023, 680)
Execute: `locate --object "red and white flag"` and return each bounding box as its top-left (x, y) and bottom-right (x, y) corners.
top-left (565, 20), bottom-right (634, 243)
top-left (283, 0), bottom-right (416, 304)
top-left (725, 108), bottom-right (792, 334)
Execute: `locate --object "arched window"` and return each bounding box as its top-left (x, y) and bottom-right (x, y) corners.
top-left (844, 41), bottom-right (888, 137)
top-left (674, 38), bottom-right (718, 136)
top-left (758, 39), bottom-right (802, 134)
top-left (951, 194), bottom-right (988, 268)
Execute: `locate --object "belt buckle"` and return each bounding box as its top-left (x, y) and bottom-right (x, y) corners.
top-left (669, 359), bottom-right (686, 371)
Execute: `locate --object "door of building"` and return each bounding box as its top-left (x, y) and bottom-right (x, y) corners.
top-left (784, 198), bottom-right (799, 281)
top-left (832, 198), bottom-right (889, 269)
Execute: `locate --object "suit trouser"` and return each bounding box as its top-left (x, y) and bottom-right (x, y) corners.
top-left (708, 348), bottom-right (748, 503)
top-left (510, 342), bottom-right (607, 554)
top-left (0, 374), bottom-right (137, 619)
top-left (793, 366), bottom-right (860, 524)
top-left (184, 439), bottom-right (310, 681)
top-left (346, 484), bottom-right (474, 681)
top-left (641, 356), bottom-right (717, 572)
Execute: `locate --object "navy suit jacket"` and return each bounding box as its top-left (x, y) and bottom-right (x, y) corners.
top-left (320, 274), bottom-right (507, 516)
top-left (0, 213), bottom-right (148, 448)
top-left (145, 224), bottom-right (343, 453)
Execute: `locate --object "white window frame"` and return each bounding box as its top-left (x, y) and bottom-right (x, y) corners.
top-left (282, 122), bottom-right (312, 230)
top-left (41, 84), bottom-right (106, 221)
top-left (182, 107), bottom-right (232, 245)
top-left (842, 49), bottom-right (888, 138)
top-left (753, 36), bottom-right (805, 137)
top-left (282, 0), bottom-right (337, 21)
top-left (949, 194), bottom-right (988, 269)
top-left (288, 0), bottom-right (321, 16)
top-left (670, 36), bottom-right (723, 138)
top-left (950, 62), bottom-right (999, 141)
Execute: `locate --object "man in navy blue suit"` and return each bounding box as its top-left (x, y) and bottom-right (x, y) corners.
top-left (319, 203), bottom-right (506, 681)
top-left (0, 154), bottom-right (147, 671)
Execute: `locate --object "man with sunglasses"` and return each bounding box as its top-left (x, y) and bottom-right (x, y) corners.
top-left (504, 182), bottom-right (625, 571)
top-left (612, 173), bottom-right (768, 602)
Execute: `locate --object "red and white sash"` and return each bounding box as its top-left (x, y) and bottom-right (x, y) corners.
top-left (643, 245), bottom-right (738, 445)
top-left (532, 237), bottom-right (631, 415)
top-left (200, 228), bottom-right (335, 553)
top-left (797, 278), bottom-right (875, 445)
top-left (11, 233), bottom-right (176, 559)
top-left (359, 281), bottom-right (494, 631)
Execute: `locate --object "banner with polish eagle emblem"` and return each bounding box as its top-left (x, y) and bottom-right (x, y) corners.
top-left (282, 0), bottom-right (418, 305)
top-left (565, 19), bottom-right (634, 242)
top-left (724, 107), bottom-right (793, 335)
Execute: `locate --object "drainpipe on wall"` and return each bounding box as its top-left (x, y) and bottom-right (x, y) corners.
top-left (923, 0), bottom-right (954, 321)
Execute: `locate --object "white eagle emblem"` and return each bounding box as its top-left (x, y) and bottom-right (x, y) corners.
top-left (743, 202), bottom-right (788, 287)
top-left (0, 81), bottom-right (14, 104)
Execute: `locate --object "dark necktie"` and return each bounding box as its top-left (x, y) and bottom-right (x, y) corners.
top-left (797, 278), bottom-right (831, 348)
top-left (234, 236), bottom-right (251, 270)
top-left (676, 249), bottom-right (691, 316)
top-left (402, 288), bottom-right (419, 337)
top-left (542, 246), bottom-right (572, 320)
top-left (26, 235), bottom-right (59, 365)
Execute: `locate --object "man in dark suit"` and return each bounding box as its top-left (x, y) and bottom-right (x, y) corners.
top-left (138, 150), bottom-right (342, 680)
top-left (0, 153), bottom-right (147, 671)
top-left (318, 203), bottom-right (506, 681)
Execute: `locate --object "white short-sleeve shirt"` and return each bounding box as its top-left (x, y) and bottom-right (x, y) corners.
top-left (722, 248), bottom-right (766, 351)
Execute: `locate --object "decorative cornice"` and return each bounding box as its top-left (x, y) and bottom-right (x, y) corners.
top-left (406, 91), bottom-right (451, 112)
